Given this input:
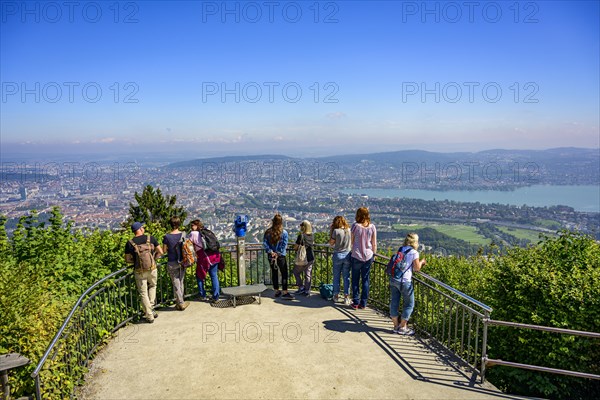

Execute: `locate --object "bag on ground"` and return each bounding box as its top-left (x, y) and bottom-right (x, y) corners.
top-left (320, 283), bottom-right (334, 300)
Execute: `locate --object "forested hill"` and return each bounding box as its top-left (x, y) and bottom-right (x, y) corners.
top-left (165, 147), bottom-right (599, 185)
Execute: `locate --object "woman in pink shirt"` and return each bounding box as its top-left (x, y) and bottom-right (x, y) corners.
top-left (350, 207), bottom-right (377, 309)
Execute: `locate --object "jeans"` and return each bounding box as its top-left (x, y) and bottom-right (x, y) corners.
top-left (351, 256), bottom-right (373, 307)
top-left (197, 263), bottom-right (220, 300)
top-left (332, 251), bottom-right (350, 296)
top-left (390, 281), bottom-right (414, 320)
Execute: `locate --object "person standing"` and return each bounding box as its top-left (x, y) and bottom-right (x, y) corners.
top-left (329, 216), bottom-right (352, 304)
top-left (162, 216), bottom-right (190, 311)
top-left (125, 222), bottom-right (164, 323)
top-left (390, 233), bottom-right (426, 335)
top-left (189, 219), bottom-right (221, 302)
top-left (350, 207), bottom-right (377, 309)
top-left (263, 214), bottom-right (294, 299)
top-left (293, 220), bottom-right (315, 296)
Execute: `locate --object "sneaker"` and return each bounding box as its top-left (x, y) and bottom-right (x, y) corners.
top-left (294, 288), bottom-right (305, 294)
top-left (152, 311), bottom-right (158, 319)
top-left (350, 303), bottom-right (359, 310)
top-left (301, 291), bottom-right (310, 296)
top-left (358, 304), bottom-right (365, 309)
top-left (281, 292), bottom-right (295, 300)
top-left (145, 318), bottom-right (154, 324)
top-left (399, 327), bottom-right (415, 336)
top-left (333, 294), bottom-right (339, 302)
top-left (392, 327), bottom-right (400, 334)
top-left (274, 290), bottom-right (282, 298)
top-left (176, 301), bottom-right (190, 311)
top-left (344, 297), bottom-right (351, 306)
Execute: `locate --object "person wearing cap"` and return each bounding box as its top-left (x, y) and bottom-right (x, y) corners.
top-left (124, 222), bottom-right (164, 323)
top-left (293, 220), bottom-right (315, 296)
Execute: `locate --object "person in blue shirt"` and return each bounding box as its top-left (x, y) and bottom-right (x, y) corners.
top-left (263, 214), bottom-right (294, 299)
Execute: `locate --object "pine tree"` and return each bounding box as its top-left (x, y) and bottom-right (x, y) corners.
top-left (125, 185), bottom-right (187, 231)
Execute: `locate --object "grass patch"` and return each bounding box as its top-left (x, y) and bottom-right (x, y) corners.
top-left (434, 224), bottom-right (491, 246)
top-left (394, 223), bottom-right (490, 246)
top-left (498, 226), bottom-right (551, 242)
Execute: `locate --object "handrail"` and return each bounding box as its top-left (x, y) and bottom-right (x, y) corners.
top-left (486, 319), bottom-right (600, 338)
top-left (30, 266), bottom-right (129, 379)
top-left (416, 271), bottom-right (493, 313)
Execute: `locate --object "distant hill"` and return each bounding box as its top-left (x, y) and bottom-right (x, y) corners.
top-left (166, 147), bottom-right (599, 170)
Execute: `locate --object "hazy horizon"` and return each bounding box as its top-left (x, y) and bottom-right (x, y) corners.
top-left (1, 1), bottom-right (599, 157)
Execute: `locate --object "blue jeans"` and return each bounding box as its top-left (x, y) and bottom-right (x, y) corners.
top-left (390, 281), bottom-right (414, 320)
top-left (351, 256), bottom-right (373, 307)
top-left (197, 263), bottom-right (220, 300)
top-left (332, 251), bottom-right (350, 296)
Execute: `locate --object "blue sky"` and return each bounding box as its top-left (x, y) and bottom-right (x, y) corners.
top-left (1, 0), bottom-right (599, 158)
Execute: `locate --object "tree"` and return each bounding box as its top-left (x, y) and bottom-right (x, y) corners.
top-left (125, 185), bottom-right (187, 231)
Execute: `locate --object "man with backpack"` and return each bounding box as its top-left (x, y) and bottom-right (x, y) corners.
top-left (125, 222), bottom-right (164, 323)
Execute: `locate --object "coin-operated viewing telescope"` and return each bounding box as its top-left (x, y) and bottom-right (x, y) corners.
top-left (234, 214), bottom-right (249, 237)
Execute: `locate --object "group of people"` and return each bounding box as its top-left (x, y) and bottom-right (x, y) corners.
top-left (263, 206), bottom-right (426, 335)
top-left (125, 207), bottom-right (426, 335)
top-left (124, 217), bottom-right (221, 323)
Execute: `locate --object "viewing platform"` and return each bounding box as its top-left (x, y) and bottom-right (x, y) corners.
top-left (78, 291), bottom-right (515, 399)
top-left (29, 243), bottom-right (598, 399)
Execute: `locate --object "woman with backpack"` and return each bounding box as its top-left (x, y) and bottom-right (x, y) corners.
top-left (390, 233), bottom-right (426, 335)
top-left (189, 219), bottom-right (221, 302)
top-left (263, 214), bottom-right (294, 299)
top-left (292, 220), bottom-right (315, 296)
top-left (162, 216), bottom-right (189, 311)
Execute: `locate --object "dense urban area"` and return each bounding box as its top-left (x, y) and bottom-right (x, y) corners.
top-left (1, 149), bottom-right (599, 256)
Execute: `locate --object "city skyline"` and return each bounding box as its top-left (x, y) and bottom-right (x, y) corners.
top-left (1, 0), bottom-right (599, 158)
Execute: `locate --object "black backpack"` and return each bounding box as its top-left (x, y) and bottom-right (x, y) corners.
top-left (200, 228), bottom-right (220, 253)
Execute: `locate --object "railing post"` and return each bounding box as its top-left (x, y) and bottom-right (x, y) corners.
top-left (481, 312), bottom-right (490, 383)
top-left (237, 236), bottom-right (246, 286)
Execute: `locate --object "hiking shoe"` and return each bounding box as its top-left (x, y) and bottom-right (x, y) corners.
top-left (281, 292), bottom-right (295, 300)
top-left (399, 327), bottom-right (415, 336)
top-left (274, 290), bottom-right (282, 298)
top-left (176, 301), bottom-right (190, 311)
top-left (146, 318), bottom-right (154, 324)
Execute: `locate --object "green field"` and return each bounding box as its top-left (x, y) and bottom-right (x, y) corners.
top-left (393, 223), bottom-right (491, 246)
top-left (498, 226), bottom-right (548, 242)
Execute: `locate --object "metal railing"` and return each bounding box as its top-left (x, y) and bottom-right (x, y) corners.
top-left (30, 242), bottom-right (599, 399)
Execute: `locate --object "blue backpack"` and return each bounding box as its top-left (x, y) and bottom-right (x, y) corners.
top-left (385, 247), bottom-right (413, 281)
top-left (319, 283), bottom-right (334, 300)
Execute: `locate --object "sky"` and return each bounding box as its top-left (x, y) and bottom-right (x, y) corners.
top-left (1, 0), bottom-right (599, 159)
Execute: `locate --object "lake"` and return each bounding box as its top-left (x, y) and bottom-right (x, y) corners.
top-left (340, 185), bottom-right (600, 213)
